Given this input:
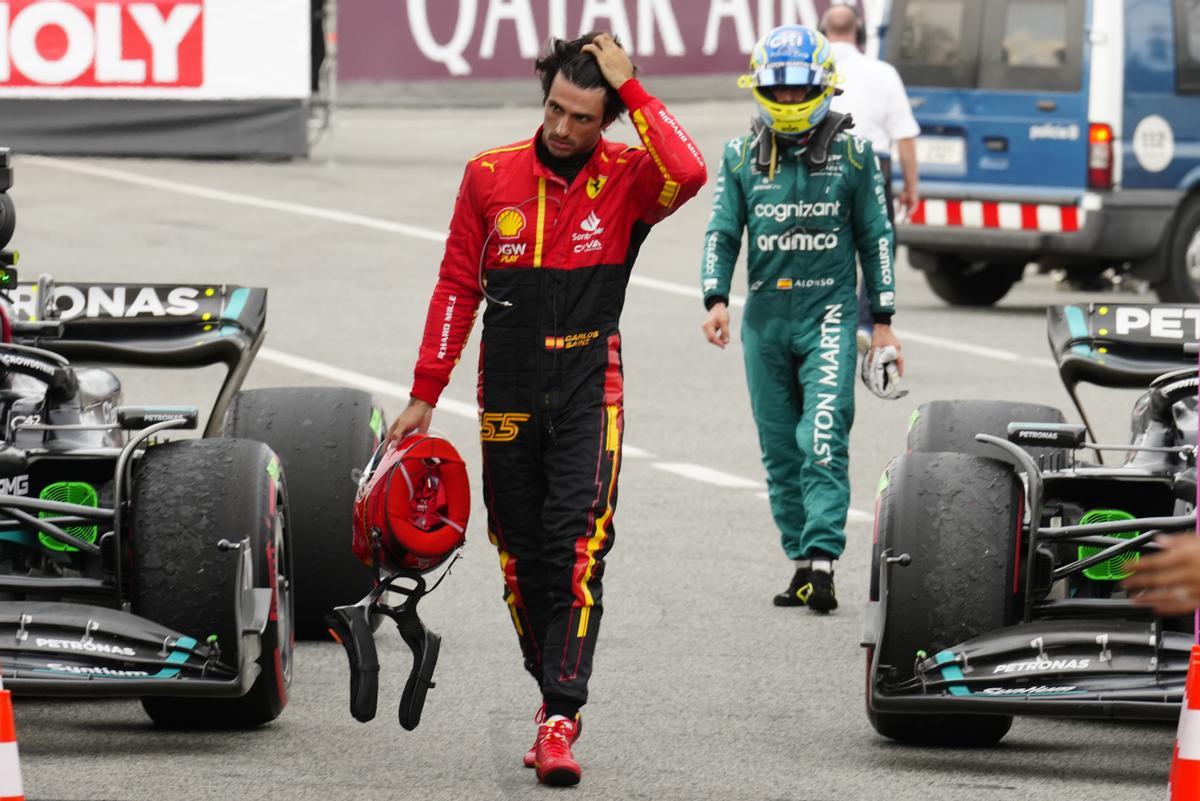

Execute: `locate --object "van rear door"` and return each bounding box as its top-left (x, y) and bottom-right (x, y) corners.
top-left (888, 0), bottom-right (1088, 197)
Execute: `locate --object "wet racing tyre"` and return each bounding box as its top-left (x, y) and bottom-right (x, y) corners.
top-left (907, 399), bottom-right (1068, 469)
top-left (224, 387), bottom-right (384, 638)
top-left (132, 438), bottom-right (293, 728)
top-left (867, 452), bottom-right (1020, 746)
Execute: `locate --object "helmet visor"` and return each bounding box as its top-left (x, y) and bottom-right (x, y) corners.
top-left (751, 63), bottom-right (835, 89)
top-left (759, 85), bottom-right (828, 104)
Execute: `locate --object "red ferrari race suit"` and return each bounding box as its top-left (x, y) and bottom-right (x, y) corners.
top-left (410, 78), bottom-right (706, 711)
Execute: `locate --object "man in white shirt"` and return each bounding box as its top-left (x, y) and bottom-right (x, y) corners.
top-left (821, 1), bottom-right (920, 350)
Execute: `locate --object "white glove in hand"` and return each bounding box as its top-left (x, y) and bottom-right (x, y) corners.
top-left (861, 345), bottom-right (907, 400)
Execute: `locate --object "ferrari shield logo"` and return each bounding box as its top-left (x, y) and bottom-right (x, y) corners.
top-left (586, 175), bottom-right (608, 199)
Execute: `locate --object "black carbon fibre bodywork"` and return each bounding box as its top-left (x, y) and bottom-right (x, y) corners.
top-left (865, 305), bottom-right (1198, 726)
top-left (0, 278), bottom-right (275, 700)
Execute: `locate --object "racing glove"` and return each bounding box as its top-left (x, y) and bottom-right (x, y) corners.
top-left (861, 345), bottom-right (907, 400)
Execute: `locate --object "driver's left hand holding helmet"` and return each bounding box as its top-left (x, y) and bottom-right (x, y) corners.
top-left (739, 25), bottom-right (840, 137)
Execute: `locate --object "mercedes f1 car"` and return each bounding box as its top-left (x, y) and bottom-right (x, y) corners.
top-left (863, 302), bottom-right (1198, 745)
top-left (0, 149), bottom-right (384, 727)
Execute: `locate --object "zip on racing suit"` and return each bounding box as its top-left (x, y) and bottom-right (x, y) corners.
top-left (700, 123), bottom-right (895, 562)
top-left (410, 78), bottom-right (706, 712)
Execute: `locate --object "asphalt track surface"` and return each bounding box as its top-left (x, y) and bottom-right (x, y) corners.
top-left (8, 102), bottom-right (1177, 800)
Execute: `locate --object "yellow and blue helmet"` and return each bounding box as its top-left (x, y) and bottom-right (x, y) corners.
top-left (739, 25), bottom-right (839, 136)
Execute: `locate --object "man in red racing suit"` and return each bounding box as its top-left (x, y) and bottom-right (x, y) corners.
top-left (388, 33), bottom-right (706, 786)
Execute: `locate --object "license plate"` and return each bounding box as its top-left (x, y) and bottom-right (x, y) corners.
top-left (916, 136), bottom-right (966, 169)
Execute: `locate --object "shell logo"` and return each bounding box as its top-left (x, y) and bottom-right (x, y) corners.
top-left (495, 208), bottom-right (527, 239)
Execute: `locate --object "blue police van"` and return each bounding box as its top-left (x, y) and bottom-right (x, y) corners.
top-left (884, 0), bottom-right (1200, 306)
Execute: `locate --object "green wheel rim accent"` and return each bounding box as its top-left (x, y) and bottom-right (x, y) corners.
top-left (1078, 509), bottom-right (1139, 581)
top-left (38, 481), bottom-right (99, 552)
top-left (876, 465), bottom-right (891, 497)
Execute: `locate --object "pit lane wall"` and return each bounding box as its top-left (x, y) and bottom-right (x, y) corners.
top-left (0, 0), bottom-right (310, 158)
top-left (340, 0), bottom-right (871, 102)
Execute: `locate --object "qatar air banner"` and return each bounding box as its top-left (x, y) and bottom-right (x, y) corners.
top-left (342, 0), bottom-right (871, 82)
top-left (0, 0), bottom-right (309, 99)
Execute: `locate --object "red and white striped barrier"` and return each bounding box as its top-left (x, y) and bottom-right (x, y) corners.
top-left (908, 199), bottom-right (1084, 233)
top-left (0, 673), bottom-right (23, 801)
top-left (1171, 645), bottom-right (1200, 799)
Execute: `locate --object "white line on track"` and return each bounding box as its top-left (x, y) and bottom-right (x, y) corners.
top-left (897, 330), bottom-right (1056, 369)
top-left (25, 156), bottom-right (447, 243)
top-left (654, 463), bottom-right (763, 489)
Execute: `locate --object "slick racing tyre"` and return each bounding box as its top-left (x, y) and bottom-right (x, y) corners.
top-left (907, 399), bottom-right (1068, 469)
top-left (225, 387), bottom-right (384, 638)
top-left (132, 439), bottom-right (293, 728)
top-left (913, 251), bottom-right (1021, 307)
top-left (867, 452), bottom-right (1020, 746)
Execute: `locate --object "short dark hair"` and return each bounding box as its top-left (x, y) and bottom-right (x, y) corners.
top-left (535, 32), bottom-right (634, 124)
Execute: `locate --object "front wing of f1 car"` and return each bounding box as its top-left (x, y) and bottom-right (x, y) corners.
top-left (0, 542), bottom-right (272, 698)
top-left (9, 280), bottom-right (267, 437)
top-left (865, 609), bottom-right (1190, 720)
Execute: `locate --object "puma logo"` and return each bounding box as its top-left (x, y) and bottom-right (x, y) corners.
top-left (480, 160), bottom-right (497, 173)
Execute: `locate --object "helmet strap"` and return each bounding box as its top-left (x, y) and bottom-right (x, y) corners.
top-left (750, 118), bottom-right (777, 179)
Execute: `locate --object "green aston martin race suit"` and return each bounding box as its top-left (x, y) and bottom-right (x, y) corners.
top-left (701, 128), bottom-right (895, 561)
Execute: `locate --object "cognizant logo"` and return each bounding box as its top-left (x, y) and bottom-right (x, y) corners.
top-left (756, 232), bottom-right (839, 252)
top-left (753, 201), bottom-right (841, 222)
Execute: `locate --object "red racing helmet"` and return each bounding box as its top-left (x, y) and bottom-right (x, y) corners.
top-left (352, 433), bottom-right (469, 574)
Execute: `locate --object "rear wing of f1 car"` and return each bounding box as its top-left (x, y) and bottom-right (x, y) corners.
top-left (9, 281), bottom-right (267, 437)
top-left (1047, 303), bottom-right (1199, 439)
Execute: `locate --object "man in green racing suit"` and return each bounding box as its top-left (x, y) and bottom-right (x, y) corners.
top-left (699, 24), bottom-right (903, 613)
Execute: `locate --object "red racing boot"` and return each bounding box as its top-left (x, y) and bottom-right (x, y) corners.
top-left (523, 707), bottom-right (582, 769)
top-left (533, 716), bottom-right (582, 786)
top-left (523, 705), bottom-right (547, 768)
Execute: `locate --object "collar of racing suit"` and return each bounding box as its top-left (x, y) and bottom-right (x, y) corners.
top-left (534, 131), bottom-right (598, 186)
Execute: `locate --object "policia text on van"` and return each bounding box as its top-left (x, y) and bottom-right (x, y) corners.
top-left (887, 0), bottom-right (1200, 305)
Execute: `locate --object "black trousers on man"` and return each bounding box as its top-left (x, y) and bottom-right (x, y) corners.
top-left (479, 264), bottom-right (626, 712)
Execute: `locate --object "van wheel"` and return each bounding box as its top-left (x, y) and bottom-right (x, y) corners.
top-left (920, 254), bottom-right (1020, 307)
top-left (1154, 198), bottom-right (1200, 303)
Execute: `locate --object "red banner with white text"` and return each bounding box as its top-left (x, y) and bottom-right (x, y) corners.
top-left (0, 0), bottom-right (308, 99)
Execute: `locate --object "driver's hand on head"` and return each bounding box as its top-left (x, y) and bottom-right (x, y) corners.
top-left (581, 33), bottom-right (636, 90)
top-left (702, 302), bottom-right (731, 349)
top-left (1123, 533), bottom-right (1200, 616)
top-left (387, 398), bottom-right (433, 445)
